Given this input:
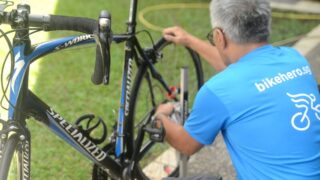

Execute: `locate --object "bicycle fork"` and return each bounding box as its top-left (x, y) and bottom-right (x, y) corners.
top-left (0, 120), bottom-right (31, 180)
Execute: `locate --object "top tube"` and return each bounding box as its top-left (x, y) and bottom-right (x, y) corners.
top-left (8, 35), bottom-right (95, 120)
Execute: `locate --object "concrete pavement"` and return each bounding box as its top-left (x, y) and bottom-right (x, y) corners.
top-left (270, 0), bottom-right (320, 14)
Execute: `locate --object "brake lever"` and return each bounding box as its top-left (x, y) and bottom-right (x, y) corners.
top-left (99, 11), bottom-right (111, 85)
top-left (91, 10), bottom-right (112, 85)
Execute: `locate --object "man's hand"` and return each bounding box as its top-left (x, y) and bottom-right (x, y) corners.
top-left (154, 102), bottom-right (203, 156)
top-left (153, 103), bottom-right (174, 128)
top-left (163, 26), bottom-right (226, 71)
top-left (163, 26), bottom-right (193, 47)
top-left (155, 103), bottom-right (174, 117)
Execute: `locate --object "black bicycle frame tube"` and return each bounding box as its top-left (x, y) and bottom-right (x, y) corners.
top-left (113, 0), bottom-right (140, 157)
top-left (121, 36), bottom-right (173, 162)
top-left (133, 37), bottom-right (172, 94)
top-left (128, 0), bottom-right (138, 34)
top-left (25, 90), bottom-right (122, 176)
top-left (115, 35), bottom-right (136, 158)
top-left (117, 35), bottom-right (150, 159)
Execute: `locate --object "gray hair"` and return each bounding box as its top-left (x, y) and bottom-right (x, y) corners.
top-left (210, 0), bottom-right (271, 44)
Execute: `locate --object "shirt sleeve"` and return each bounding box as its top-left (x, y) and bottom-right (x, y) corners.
top-left (184, 84), bottom-right (229, 145)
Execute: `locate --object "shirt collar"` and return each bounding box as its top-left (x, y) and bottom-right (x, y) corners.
top-left (237, 44), bottom-right (274, 63)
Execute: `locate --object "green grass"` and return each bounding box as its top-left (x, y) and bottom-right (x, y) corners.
top-left (18, 0), bottom-right (320, 179)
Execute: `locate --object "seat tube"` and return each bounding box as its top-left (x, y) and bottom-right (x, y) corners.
top-left (115, 37), bottom-right (135, 158)
top-left (127, 0), bottom-right (138, 34)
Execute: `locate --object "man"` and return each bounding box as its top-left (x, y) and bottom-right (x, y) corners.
top-left (154, 0), bottom-right (320, 179)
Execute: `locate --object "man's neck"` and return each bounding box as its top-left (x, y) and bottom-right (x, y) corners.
top-left (226, 42), bottom-right (268, 64)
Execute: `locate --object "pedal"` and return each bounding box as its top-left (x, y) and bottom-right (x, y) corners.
top-left (74, 114), bottom-right (107, 145)
top-left (143, 117), bottom-right (165, 142)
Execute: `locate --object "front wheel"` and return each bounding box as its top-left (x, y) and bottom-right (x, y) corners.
top-left (0, 133), bottom-right (30, 180)
top-left (128, 44), bottom-right (204, 179)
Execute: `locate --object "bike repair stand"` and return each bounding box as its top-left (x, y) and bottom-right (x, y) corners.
top-left (179, 67), bottom-right (188, 177)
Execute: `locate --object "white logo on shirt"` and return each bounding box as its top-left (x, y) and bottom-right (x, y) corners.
top-left (254, 66), bottom-right (311, 92)
top-left (287, 92), bottom-right (320, 131)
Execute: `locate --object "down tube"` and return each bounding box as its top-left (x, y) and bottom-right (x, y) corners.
top-left (25, 91), bottom-right (122, 176)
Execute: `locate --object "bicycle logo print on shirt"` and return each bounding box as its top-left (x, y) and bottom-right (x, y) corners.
top-left (287, 92), bottom-right (320, 131)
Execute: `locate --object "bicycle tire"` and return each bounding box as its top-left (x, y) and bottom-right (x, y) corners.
top-left (0, 134), bottom-right (27, 180)
top-left (128, 44), bottom-right (204, 179)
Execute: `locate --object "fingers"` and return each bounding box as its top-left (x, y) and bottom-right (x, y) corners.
top-left (162, 26), bottom-right (189, 46)
top-left (163, 26), bottom-right (177, 33)
top-left (163, 26), bottom-right (178, 42)
top-left (163, 34), bottom-right (175, 42)
top-left (156, 103), bottom-right (175, 116)
top-left (163, 26), bottom-right (179, 36)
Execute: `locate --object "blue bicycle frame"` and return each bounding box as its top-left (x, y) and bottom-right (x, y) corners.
top-left (7, 33), bottom-right (135, 176)
top-left (2, 0), bottom-right (161, 178)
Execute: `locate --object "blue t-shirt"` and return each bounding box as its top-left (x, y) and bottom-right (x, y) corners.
top-left (184, 45), bottom-right (320, 179)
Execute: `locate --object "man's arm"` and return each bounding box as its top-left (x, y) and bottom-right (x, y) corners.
top-left (163, 26), bottom-right (226, 72)
top-left (154, 103), bottom-right (203, 156)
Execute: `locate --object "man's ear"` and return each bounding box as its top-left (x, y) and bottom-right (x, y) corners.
top-left (215, 28), bottom-right (227, 49)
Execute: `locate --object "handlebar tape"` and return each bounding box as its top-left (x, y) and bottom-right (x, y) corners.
top-left (29, 14), bottom-right (97, 34)
top-left (153, 37), bottom-right (171, 52)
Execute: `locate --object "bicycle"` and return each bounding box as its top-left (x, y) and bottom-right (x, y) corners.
top-left (0, 0), bottom-right (204, 179)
